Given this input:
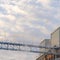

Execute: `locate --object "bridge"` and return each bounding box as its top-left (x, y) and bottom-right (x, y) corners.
top-left (0, 41), bottom-right (60, 55)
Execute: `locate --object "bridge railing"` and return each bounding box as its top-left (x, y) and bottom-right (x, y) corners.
top-left (0, 41), bottom-right (60, 55)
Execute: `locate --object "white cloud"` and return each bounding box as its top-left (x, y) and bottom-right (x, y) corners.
top-left (6, 15), bottom-right (16, 20)
top-left (43, 19), bottom-right (52, 25)
top-left (0, 4), bottom-right (28, 15)
top-left (0, 20), bottom-right (5, 27)
top-left (11, 25), bottom-right (24, 32)
top-left (0, 0), bottom-right (56, 43)
top-left (37, 25), bottom-right (50, 35)
top-left (11, 6), bottom-right (28, 15)
top-left (37, 0), bottom-right (50, 6)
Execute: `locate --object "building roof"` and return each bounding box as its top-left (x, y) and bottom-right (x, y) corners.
top-left (51, 27), bottom-right (60, 35)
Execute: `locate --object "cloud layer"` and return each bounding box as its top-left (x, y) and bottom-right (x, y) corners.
top-left (0, 0), bottom-right (60, 60)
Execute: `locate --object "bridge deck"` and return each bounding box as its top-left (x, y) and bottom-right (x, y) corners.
top-left (0, 41), bottom-right (60, 55)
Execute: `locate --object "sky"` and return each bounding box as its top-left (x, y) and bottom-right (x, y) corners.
top-left (0, 0), bottom-right (60, 60)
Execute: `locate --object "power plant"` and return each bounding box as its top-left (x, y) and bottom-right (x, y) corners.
top-left (36, 27), bottom-right (60, 60)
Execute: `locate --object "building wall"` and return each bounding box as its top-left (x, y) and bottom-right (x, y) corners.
top-left (36, 49), bottom-right (60, 60)
top-left (36, 54), bottom-right (55, 60)
top-left (51, 27), bottom-right (60, 47)
top-left (40, 39), bottom-right (51, 56)
top-left (36, 27), bottom-right (60, 60)
top-left (36, 55), bottom-right (45, 60)
top-left (40, 40), bottom-right (45, 56)
top-left (55, 58), bottom-right (60, 60)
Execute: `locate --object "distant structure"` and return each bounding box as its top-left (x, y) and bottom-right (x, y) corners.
top-left (39, 39), bottom-right (51, 56)
top-left (51, 27), bottom-right (60, 47)
top-left (36, 27), bottom-right (60, 60)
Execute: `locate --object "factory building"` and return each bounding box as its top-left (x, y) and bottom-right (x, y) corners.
top-left (39, 39), bottom-right (51, 56)
top-left (36, 27), bottom-right (60, 60)
top-left (51, 27), bottom-right (60, 47)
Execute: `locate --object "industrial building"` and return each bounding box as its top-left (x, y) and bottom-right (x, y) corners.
top-left (39, 39), bottom-right (51, 56)
top-left (36, 27), bottom-right (60, 60)
top-left (51, 27), bottom-right (60, 47)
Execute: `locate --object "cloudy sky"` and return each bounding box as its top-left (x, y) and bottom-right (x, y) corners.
top-left (0, 0), bottom-right (60, 60)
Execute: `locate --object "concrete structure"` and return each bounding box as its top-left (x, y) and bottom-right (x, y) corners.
top-left (36, 27), bottom-right (60, 60)
top-left (40, 39), bottom-right (51, 56)
top-left (36, 47), bottom-right (60, 60)
top-left (36, 54), bottom-right (55, 60)
top-left (55, 58), bottom-right (60, 60)
top-left (36, 54), bottom-right (46, 60)
top-left (51, 27), bottom-right (60, 47)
